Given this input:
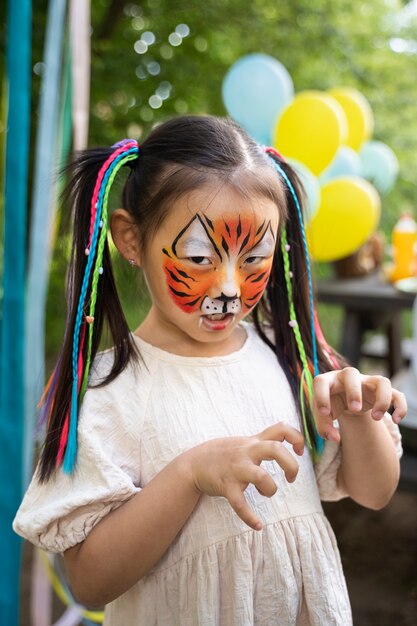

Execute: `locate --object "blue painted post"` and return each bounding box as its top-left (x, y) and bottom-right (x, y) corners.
top-left (0, 1), bottom-right (32, 624)
top-left (24, 0), bottom-right (67, 488)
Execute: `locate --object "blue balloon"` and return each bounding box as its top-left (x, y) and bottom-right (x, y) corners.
top-left (359, 140), bottom-right (399, 194)
top-left (222, 53), bottom-right (294, 144)
top-left (288, 159), bottom-right (321, 223)
top-left (320, 146), bottom-right (362, 184)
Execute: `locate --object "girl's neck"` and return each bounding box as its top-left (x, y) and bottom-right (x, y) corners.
top-left (134, 309), bottom-right (248, 358)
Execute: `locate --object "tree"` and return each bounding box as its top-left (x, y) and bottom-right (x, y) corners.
top-left (6, 0), bottom-right (417, 357)
top-left (80, 0), bottom-right (417, 229)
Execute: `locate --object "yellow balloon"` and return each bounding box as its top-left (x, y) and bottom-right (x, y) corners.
top-left (273, 91), bottom-right (348, 175)
top-left (306, 177), bottom-right (381, 262)
top-left (329, 87), bottom-right (374, 151)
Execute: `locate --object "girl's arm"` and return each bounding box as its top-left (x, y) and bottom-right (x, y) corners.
top-left (64, 422), bottom-right (304, 607)
top-left (336, 410), bottom-right (400, 509)
top-left (64, 452), bottom-right (200, 607)
top-left (312, 367), bottom-right (406, 510)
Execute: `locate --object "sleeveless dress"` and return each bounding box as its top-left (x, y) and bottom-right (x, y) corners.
top-left (14, 323), bottom-right (402, 625)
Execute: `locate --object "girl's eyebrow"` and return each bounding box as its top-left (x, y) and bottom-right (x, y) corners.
top-left (180, 237), bottom-right (213, 248)
top-left (245, 225), bottom-right (276, 254)
top-left (247, 238), bottom-right (275, 254)
top-left (178, 239), bottom-right (215, 255)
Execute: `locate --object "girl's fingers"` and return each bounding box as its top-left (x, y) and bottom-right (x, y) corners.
top-left (312, 394), bottom-right (340, 443)
top-left (250, 441), bottom-right (300, 483)
top-left (314, 367), bottom-right (364, 414)
top-left (245, 464), bottom-right (278, 497)
top-left (363, 375), bottom-right (394, 419)
top-left (391, 389), bottom-right (407, 424)
top-left (256, 423), bottom-right (305, 456)
top-left (312, 371), bottom-right (334, 418)
top-left (312, 373), bottom-right (340, 441)
top-left (226, 485), bottom-right (262, 531)
top-left (335, 368), bottom-right (363, 412)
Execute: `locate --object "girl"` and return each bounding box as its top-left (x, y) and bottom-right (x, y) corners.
top-left (14, 115), bottom-right (404, 626)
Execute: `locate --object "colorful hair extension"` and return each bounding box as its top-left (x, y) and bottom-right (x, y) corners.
top-left (314, 310), bottom-right (341, 370)
top-left (265, 148), bottom-right (318, 376)
top-left (265, 147), bottom-right (323, 456)
top-left (58, 139), bottom-right (139, 473)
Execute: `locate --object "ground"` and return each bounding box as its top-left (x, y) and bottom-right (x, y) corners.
top-left (324, 489), bottom-right (417, 625)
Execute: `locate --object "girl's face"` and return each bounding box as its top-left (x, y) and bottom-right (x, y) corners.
top-left (139, 184), bottom-right (280, 354)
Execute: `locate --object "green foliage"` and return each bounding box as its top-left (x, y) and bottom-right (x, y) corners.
top-left (18, 0), bottom-right (417, 360)
top-left (79, 0), bottom-right (417, 231)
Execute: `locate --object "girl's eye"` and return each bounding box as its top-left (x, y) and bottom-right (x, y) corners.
top-left (189, 256), bottom-right (211, 266)
top-left (245, 256), bottom-right (262, 265)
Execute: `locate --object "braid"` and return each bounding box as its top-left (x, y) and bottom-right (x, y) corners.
top-left (61, 141), bottom-right (139, 473)
top-left (266, 149), bottom-right (319, 376)
top-left (280, 226), bottom-right (314, 450)
top-left (263, 148), bottom-right (324, 458)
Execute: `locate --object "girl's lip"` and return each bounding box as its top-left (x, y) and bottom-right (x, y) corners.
top-left (200, 313), bottom-right (235, 332)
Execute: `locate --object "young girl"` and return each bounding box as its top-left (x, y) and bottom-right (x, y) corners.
top-left (14, 115), bottom-right (404, 626)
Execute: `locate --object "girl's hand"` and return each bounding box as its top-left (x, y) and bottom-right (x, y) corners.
top-left (312, 367), bottom-right (407, 443)
top-left (185, 423), bottom-right (304, 531)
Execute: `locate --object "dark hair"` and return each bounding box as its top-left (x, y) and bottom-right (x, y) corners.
top-left (39, 114), bottom-right (341, 481)
top-left (252, 153), bottom-right (346, 448)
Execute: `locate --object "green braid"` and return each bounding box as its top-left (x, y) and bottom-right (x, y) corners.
top-left (280, 225), bottom-right (315, 452)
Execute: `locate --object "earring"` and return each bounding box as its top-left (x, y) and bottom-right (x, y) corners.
top-left (128, 258), bottom-right (137, 266)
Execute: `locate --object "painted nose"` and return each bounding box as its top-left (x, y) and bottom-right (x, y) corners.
top-left (219, 281), bottom-right (239, 299)
top-left (217, 268), bottom-right (240, 299)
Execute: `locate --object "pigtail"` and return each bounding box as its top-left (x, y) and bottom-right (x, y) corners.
top-left (253, 149), bottom-right (345, 458)
top-left (39, 141), bottom-right (140, 481)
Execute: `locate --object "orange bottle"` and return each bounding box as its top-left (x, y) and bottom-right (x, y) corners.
top-left (390, 212), bottom-right (417, 282)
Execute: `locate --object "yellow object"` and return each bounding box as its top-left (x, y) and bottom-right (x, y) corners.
top-left (306, 176), bottom-right (381, 262)
top-left (328, 87), bottom-right (374, 151)
top-left (389, 213), bottom-right (417, 282)
top-left (273, 90), bottom-right (348, 175)
top-left (38, 549), bottom-right (105, 623)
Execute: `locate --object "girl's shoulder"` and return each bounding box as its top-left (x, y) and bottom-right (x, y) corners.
top-left (89, 334), bottom-right (158, 383)
top-left (86, 336), bottom-right (158, 405)
top-left (80, 339), bottom-right (157, 436)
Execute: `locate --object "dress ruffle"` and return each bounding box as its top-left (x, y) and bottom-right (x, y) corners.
top-left (108, 513), bottom-right (352, 626)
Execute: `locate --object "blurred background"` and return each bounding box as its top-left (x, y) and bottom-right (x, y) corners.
top-left (14, 0), bottom-right (417, 354)
top-left (2, 1), bottom-right (417, 624)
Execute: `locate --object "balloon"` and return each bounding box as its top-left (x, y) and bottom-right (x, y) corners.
top-left (273, 91), bottom-right (348, 175)
top-left (329, 87), bottom-right (374, 151)
top-left (359, 140), bottom-right (399, 194)
top-left (287, 159), bottom-right (321, 223)
top-left (222, 53), bottom-right (294, 144)
top-left (306, 177), bottom-right (381, 262)
top-left (319, 146), bottom-right (362, 184)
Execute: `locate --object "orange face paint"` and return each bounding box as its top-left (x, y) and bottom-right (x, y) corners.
top-left (162, 214), bottom-right (275, 313)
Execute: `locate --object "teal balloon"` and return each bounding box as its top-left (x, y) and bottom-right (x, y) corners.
top-left (359, 140), bottom-right (399, 194)
top-left (222, 53), bottom-right (294, 144)
top-left (288, 159), bottom-right (321, 223)
top-left (320, 146), bottom-right (362, 184)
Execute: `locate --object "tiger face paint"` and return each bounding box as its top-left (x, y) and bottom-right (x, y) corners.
top-left (134, 186), bottom-right (279, 353)
top-left (162, 213), bottom-right (276, 322)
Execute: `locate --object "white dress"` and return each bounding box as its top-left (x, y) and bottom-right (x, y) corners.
top-left (14, 323), bottom-right (402, 626)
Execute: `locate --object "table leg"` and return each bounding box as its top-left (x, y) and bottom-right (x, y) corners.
top-left (387, 314), bottom-right (403, 378)
top-left (340, 310), bottom-right (362, 366)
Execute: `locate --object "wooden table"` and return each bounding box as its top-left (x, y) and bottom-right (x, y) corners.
top-left (317, 271), bottom-right (415, 377)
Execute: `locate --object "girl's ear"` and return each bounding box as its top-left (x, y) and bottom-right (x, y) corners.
top-left (110, 208), bottom-right (142, 266)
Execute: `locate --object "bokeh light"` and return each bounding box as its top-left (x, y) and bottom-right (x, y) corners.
top-left (134, 40), bottom-right (148, 54)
